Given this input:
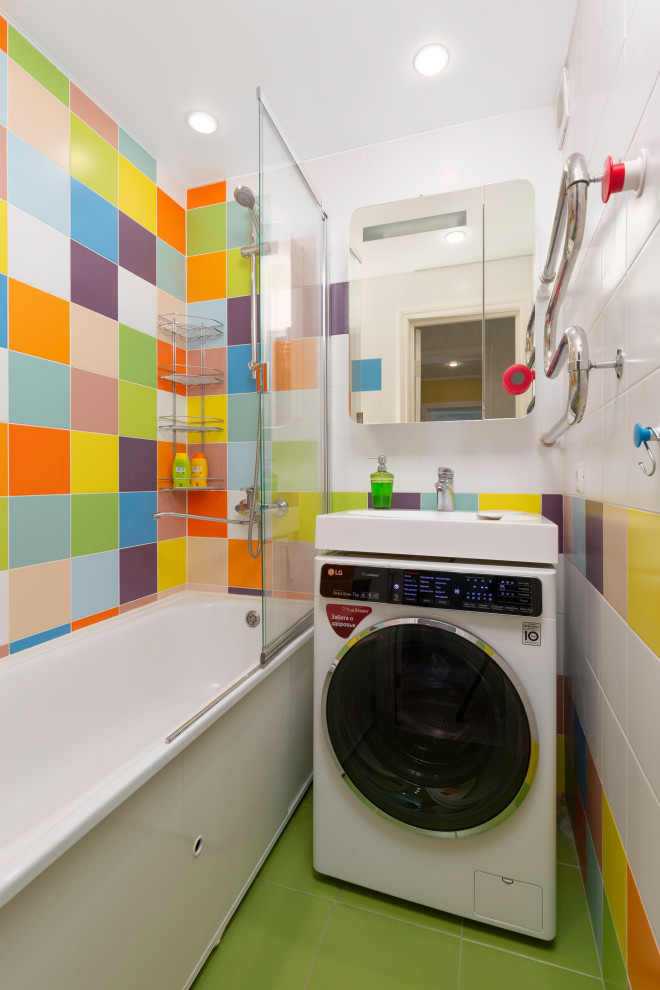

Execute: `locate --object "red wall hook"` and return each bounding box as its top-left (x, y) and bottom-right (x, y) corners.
top-left (502, 364), bottom-right (535, 396)
top-left (600, 151), bottom-right (647, 203)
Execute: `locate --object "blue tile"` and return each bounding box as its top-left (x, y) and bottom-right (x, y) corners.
top-left (8, 132), bottom-right (69, 235)
top-left (70, 177), bottom-right (118, 263)
top-left (9, 495), bottom-right (71, 568)
top-left (226, 199), bottom-right (252, 249)
top-left (0, 274), bottom-right (7, 347)
top-left (10, 624), bottom-right (71, 654)
top-left (119, 491), bottom-right (157, 548)
top-left (157, 238), bottom-right (185, 299)
top-left (187, 299), bottom-right (227, 344)
top-left (455, 493), bottom-right (479, 510)
top-left (227, 344), bottom-right (257, 394)
top-left (71, 550), bottom-right (120, 621)
top-left (118, 128), bottom-right (157, 182)
top-left (0, 53), bottom-right (7, 128)
top-left (8, 352), bottom-right (70, 428)
top-left (227, 441), bottom-right (258, 489)
top-left (573, 496), bottom-right (586, 576)
top-left (421, 493), bottom-right (436, 511)
top-left (360, 358), bottom-right (382, 392)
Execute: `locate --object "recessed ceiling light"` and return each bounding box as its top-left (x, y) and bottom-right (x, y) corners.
top-left (445, 230), bottom-right (466, 244)
top-left (187, 110), bottom-right (218, 134)
top-left (448, 361), bottom-right (459, 368)
top-left (413, 44), bottom-right (450, 77)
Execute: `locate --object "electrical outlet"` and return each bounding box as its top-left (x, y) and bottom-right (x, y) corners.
top-left (575, 461), bottom-right (585, 493)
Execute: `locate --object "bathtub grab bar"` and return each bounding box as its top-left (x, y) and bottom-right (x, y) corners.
top-left (153, 512), bottom-right (249, 525)
top-left (166, 665), bottom-right (261, 743)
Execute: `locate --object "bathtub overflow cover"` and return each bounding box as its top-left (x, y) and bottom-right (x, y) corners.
top-left (246, 610), bottom-right (260, 628)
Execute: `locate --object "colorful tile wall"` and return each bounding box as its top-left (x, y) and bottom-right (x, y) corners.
top-left (0, 15), bottom-right (187, 655)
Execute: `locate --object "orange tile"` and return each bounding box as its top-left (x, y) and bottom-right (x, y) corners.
top-left (157, 440), bottom-right (185, 489)
top-left (188, 536), bottom-right (228, 586)
top-left (187, 252), bottom-right (226, 303)
top-left (303, 337), bottom-right (319, 389)
top-left (187, 181), bottom-right (226, 210)
top-left (157, 187), bottom-right (186, 254)
top-left (188, 489), bottom-right (227, 538)
top-left (228, 538), bottom-right (262, 589)
top-left (9, 559), bottom-right (71, 641)
top-left (0, 423), bottom-right (6, 497)
top-left (157, 339), bottom-right (187, 394)
top-left (0, 16), bottom-right (6, 53)
top-left (9, 425), bottom-right (70, 495)
top-left (628, 865), bottom-right (660, 990)
top-left (72, 607), bottom-right (119, 632)
top-left (9, 279), bottom-right (69, 363)
top-left (70, 84), bottom-right (118, 148)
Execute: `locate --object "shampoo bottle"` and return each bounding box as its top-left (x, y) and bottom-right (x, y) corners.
top-left (191, 452), bottom-right (208, 488)
top-left (172, 451), bottom-right (191, 488)
top-left (370, 455), bottom-right (393, 509)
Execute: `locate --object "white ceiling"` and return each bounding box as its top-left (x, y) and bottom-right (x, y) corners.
top-left (3, 0), bottom-right (578, 188)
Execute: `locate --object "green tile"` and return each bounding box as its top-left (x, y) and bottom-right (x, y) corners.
top-left (227, 247), bottom-right (251, 297)
top-left (119, 324), bottom-right (157, 387)
top-left (71, 115), bottom-right (118, 206)
top-left (119, 381), bottom-right (157, 440)
top-left (462, 865), bottom-right (601, 977)
top-left (301, 784), bottom-right (313, 806)
top-left (459, 941), bottom-right (602, 990)
top-left (193, 880), bottom-right (332, 990)
top-left (118, 128), bottom-right (156, 182)
top-left (227, 393), bottom-right (259, 441)
top-left (602, 890), bottom-right (626, 990)
top-left (338, 882), bottom-right (461, 936)
top-left (226, 199), bottom-right (251, 249)
top-left (187, 204), bottom-right (226, 256)
top-left (0, 498), bottom-right (8, 570)
top-left (557, 827), bottom-right (578, 867)
top-left (300, 491), bottom-right (324, 543)
top-left (71, 494), bottom-right (119, 557)
top-left (307, 904), bottom-right (460, 990)
top-left (9, 27), bottom-right (69, 105)
top-left (585, 826), bottom-right (603, 963)
top-left (331, 491), bottom-right (368, 512)
top-left (270, 441), bottom-right (320, 492)
top-left (9, 495), bottom-right (70, 567)
top-left (258, 803), bottom-right (340, 899)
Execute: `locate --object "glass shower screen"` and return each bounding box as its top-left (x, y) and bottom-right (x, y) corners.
top-left (258, 91), bottom-right (327, 660)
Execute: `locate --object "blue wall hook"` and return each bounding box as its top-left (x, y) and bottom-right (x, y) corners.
top-left (633, 422), bottom-right (660, 476)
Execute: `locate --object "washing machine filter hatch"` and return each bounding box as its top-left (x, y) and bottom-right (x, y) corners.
top-left (324, 617), bottom-right (538, 836)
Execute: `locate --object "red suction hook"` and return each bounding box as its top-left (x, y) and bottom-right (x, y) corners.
top-left (503, 364), bottom-right (535, 396)
top-left (601, 151), bottom-right (647, 203)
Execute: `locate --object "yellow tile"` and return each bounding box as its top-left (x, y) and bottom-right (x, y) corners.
top-left (602, 792), bottom-right (627, 962)
top-left (556, 735), bottom-right (565, 794)
top-left (478, 493), bottom-right (542, 513)
top-left (187, 394), bottom-right (226, 444)
top-left (71, 432), bottom-right (119, 494)
top-left (0, 200), bottom-right (7, 275)
top-left (272, 492), bottom-right (300, 541)
top-left (158, 537), bottom-right (186, 591)
top-left (628, 508), bottom-right (660, 657)
top-left (118, 154), bottom-right (157, 234)
top-left (300, 491), bottom-right (324, 543)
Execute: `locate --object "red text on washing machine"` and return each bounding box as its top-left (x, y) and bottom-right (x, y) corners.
top-left (326, 604), bottom-right (372, 639)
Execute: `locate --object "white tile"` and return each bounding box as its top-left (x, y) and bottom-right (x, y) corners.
top-left (0, 348), bottom-right (7, 422)
top-left (602, 696), bottom-right (628, 844)
top-left (156, 163), bottom-right (186, 209)
top-left (329, 334), bottom-right (349, 390)
top-left (365, 438), bottom-right (422, 493)
top-left (627, 224), bottom-right (660, 388)
top-left (420, 441), bottom-right (481, 495)
top-left (628, 628), bottom-right (660, 803)
top-left (118, 267), bottom-right (158, 338)
top-left (269, 389), bottom-right (321, 443)
top-left (475, 432), bottom-right (542, 494)
top-left (601, 392), bottom-right (629, 507)
top-left (602, 599), bottom-right (628, 729)
top-left (601, 190), bottom-right (627, 309)
top-left (584, 580), bottom-right (604, 679)
top-left (627, 747), bottom-right (660, 941)
top-left (8, 205), bottom-right (69, 300)
top-left (330, 437), bottom-right (369, 492)
top-left (601, 279), bottom-right (628, 405)
top-left (627, 84), bottom-right (660, 271)
top-left (0, 570), bottom-right (8, 647)
top-left (591, 44), bottom-right (631, 175)
top-left (626, 0), bottom-right (660, 140)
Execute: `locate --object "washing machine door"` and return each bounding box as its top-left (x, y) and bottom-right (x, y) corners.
top-left (323, 617), bottom-right (538, 837)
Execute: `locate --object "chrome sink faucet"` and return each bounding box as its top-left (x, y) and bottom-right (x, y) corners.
top-left (435, 468), bottom-right (455, 511)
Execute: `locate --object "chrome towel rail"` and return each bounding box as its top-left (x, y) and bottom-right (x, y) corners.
top-left (153, 512), bottom-right (249, 525)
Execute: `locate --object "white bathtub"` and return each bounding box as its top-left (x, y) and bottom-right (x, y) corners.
top-left (0, 591), bottom-right (313, 990)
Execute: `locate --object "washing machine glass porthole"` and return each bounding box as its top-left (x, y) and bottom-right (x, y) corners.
top-left (323, 617), bottom-right (538, 836)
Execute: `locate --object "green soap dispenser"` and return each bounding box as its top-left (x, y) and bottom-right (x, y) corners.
top-left (370, 455), bottom-right (394, 509)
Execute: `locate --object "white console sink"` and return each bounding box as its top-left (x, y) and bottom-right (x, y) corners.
top-left (315, 509), bottom-right (558, 565)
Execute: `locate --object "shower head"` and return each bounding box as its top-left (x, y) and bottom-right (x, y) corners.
top-left (233, 185), bottom-right (260, 232)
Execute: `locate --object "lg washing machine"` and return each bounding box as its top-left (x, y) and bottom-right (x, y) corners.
top-left (313, 552), bottom-right (557, 939)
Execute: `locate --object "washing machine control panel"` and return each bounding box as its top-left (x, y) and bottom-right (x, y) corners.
top-left (320, 564), bottom-right (541, 616)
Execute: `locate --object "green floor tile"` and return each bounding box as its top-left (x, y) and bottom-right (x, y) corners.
top-left (462, 864), bottom-right (601, 977)
top-left (459, 941), bottom-right (602, 990)
top-left (337, 882), bottom-right (461, 936)
top-left (557, 827), bottom-right (579, 866)
top-left (602, 890), bottom-right (626, 989)
top-left (192, 880), bottom-right (332, 990)
top-left (307, 904), bottom-right (460, 990)
top-left (301, 785), bottom-right (313, 806)
top-left (258, 803), bottom-right (340, 899)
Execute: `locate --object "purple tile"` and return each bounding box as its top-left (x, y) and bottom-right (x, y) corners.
top-left (585, 499), bottom-right (603, 594)
top-left (228, 586), bottom-right (261, 597)
top-left (303, 283), bottom-right (322, 337)
top-left (367, 491), bottom-right (420, 510)
top-left (118, 212), bottom-right (157, 285)
top-left (120, 543), bottom-right (157, 605)
top-left (563, 494), bottom-right (573, 556)
top-left (227, 295), bottom-right (252, 346)
top-left (71, 241), bottom-right (118, 320)
top-left (542, 493), bottom-right (564, 554)
top-left (119, 436), bottom-right (157, 492)
top-left (330, 281), bottom-right (348, 335)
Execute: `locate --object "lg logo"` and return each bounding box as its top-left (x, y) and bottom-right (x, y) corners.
top-left (522, 622), bottom-right (542, 647)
